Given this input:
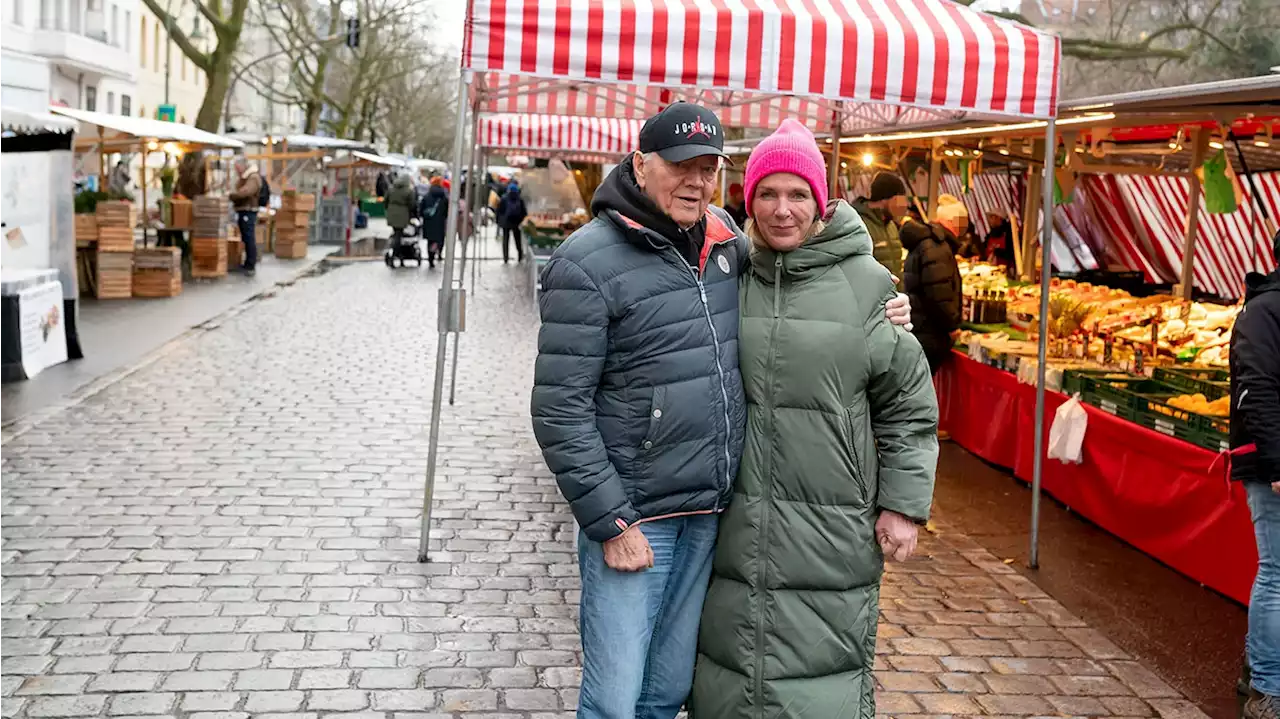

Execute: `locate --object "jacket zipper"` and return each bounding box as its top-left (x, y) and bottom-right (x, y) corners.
top-left (672, 246), bottom-right (735, 507)
top-left (754, 255), bottom-right (783, 713)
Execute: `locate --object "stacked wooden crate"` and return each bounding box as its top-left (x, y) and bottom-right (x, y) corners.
top-left (74, 214), bottom-right (98, 244)
top-left (192, 196), bottom-right (230, 278)
top-left (275, 193), bottom-right (315, 259)
top-left (168, 197), bottom-right (193, 228)
top-left (94, 201), bottom-right (136, 298)
top-left (132, 247), bottom-right (182, 298)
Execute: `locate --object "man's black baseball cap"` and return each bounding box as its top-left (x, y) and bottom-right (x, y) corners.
top-left (638, 102), bottom-right (732, 164)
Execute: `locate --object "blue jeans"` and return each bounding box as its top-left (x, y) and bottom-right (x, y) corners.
top-left (577, 515), bottom-right (718, 719)
top-left (1248, 481), bottom-right (1280, 696)
top-left (237, 210), bottom-right (258, 270)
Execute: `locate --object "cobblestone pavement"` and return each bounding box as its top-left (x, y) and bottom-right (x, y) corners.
top-left (2, 257), bottom-right (1208, 718)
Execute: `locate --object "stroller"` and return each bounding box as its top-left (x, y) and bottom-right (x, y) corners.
top-left (385, 218), bottom-right (424, 268)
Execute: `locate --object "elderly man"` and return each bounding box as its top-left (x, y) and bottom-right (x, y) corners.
top-left (531, 103), bottom-right (910, 719)
top-left (228, 157), bottom-right (263, 276)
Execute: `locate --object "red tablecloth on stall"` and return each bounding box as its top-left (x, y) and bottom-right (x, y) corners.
top-left (936, 351), bottom-right (1257, 605)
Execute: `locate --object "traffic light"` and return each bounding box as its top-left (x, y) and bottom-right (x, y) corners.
top-left (345, 17), bottom-right (359, 48)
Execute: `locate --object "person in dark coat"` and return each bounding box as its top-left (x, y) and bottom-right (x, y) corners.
top-left (375, 171), bottom-right (389, 199)
top-left (900, 218), bottom-right (962, 375)
top-left (723, 182), bottom-right (748, 227)
top-left (985, 209), bottom-right (1016, 267)
top-left (495, 182), bottom-right (529, 263)
top-left (418, 177), bottom-right (451, 269)
top-left (1233, 231), bottom-right (1280, 719)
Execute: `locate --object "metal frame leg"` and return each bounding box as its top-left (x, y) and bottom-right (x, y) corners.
top-left (1029, 118), bottom-right (1057, 570)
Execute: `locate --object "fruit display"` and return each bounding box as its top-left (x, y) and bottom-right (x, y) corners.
top-left (1164, 393), bottom-right (1231, 417)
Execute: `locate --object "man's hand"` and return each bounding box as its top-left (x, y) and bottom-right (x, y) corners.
top-left (876, 510), bottom-right (919, 562)
top-left (603, 526), bottom-right (654, 572)
top-left (886, 291), bottom-right (913, 332)
top-left (1272, 481), bottom-right (1280, 494)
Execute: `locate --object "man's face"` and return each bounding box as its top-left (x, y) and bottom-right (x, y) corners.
top-left (887, 194), bottom-right (910, 220)
top-left (634, 152), bottom-right (719, 228)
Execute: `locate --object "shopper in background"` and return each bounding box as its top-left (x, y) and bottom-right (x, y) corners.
top-left (418, 177), bottom-right (451, 270)
top-left (690, 119), bottom-right (937, 719)
top-left (853, 171), bottom-right (910, 279)
top-left (985, 209), bottom-right (1016, 267)
top-left (496, 182), bottom-right (529, 263)
top-left (1232, 230), bottom-right (1280, 719)
top-left (724, 182), bottom-right (748, 227)
top-left (384, 173), bottom-right (417, 250)
top-left (228, 157), bottom-right (263, 277)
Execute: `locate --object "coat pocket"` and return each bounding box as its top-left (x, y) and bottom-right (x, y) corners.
top-left (843, 405), bottom-right (870, 506)
top-left (640, 385), bottom-right (667, 452)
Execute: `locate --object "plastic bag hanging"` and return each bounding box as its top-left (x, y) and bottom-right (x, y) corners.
top-left (1048, 394), bottom-right (1088, 464)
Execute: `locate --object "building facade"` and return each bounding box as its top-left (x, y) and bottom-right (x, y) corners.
top-left (2, 0), bottom-right (139, 113)
top-left (133, 0), bottom-right (208, 125)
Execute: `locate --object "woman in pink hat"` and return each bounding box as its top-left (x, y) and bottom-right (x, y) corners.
top-left (690, 120), bottom-right (940, 718)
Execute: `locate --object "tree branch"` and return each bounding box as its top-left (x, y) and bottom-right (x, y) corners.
top-left (138, 0), bottom-right (212, 71)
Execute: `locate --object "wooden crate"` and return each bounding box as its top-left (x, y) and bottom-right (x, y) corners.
top-left (226, 239), bottom-right (243, 269)
top-left (274, 210), bottom-right (311, 229)
top-left (132, 247), bottom-right (182, 298)
top-left (95, 250), bottom-right (133, 299)
top-left (97, 227), bottom-right (135, 253)
top-left (95, 200), bottom-right (137, 229)
top-left (191, 236), bottom-right (228, 278)
top-left (193, 196), bottom-right (231, 239)
top-left (74, 214), bottom-right (98, 242)
top-left (281, 193), bottom-right (316, 212)
top-left (275, 240), bottom-right (308, 259)
top-left (169, 198), bottom-right (194, 228)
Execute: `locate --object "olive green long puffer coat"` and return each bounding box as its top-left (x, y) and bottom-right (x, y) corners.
top-left (690, 200), bottom-right (939, 719)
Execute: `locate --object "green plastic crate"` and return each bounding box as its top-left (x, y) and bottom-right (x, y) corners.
top-left (1151, 367), bottom-right (1230, 400)
top-left (1077, 376), bottom-right (1179, 421)
top-left (1132, 394), bottom-right (1230, 452)
top-left (1062, 369), bottom-right (1138, 396)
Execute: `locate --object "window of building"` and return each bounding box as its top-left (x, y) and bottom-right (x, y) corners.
top-left (38, 0), bottom-right (48, 27)
top-left (84, 86), bottom-right (97, 111)
top-left (139, 15), bottom-right (145, 66)
top-left (53, 0), bottom-right (62, 29)
top-left (121, 94), bottom-right (130, 116)
top-left (109, 4), bottom-right (116, 45)
top-left (106, 91), bottom-right (114, 113)
top-left (123, 10), bottom-right (129, 51)
top-left (12, 0), bottom-right (22, 25)
top-left (69, 0), bottom-right (79, 32)
top-left (181, 54), bottom-right (186, 81)
top-left (152, 19), bottom-right (159, 69)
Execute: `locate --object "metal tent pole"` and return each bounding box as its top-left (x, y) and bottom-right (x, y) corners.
top-left (828, 109), bottom-right (842, 201)
top-left (1029, 118), bottom-right (1057, 570)
top-left (449, 101), bottom-right (482, 407)
top-left (419, 69), bottom-right (473, 564)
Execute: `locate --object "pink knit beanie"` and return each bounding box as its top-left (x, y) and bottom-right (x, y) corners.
top-left (744, 119), bottom-right (828, 218)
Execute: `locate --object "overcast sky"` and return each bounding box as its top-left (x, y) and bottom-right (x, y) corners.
top-left (427, 1), bottom-right (467, 54)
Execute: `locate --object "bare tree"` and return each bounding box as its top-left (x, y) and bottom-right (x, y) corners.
top-left (140, 0), bottom-right (252, 131)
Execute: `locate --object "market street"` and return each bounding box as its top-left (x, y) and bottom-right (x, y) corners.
top-left (1, 251), bottom-right (1213, 718)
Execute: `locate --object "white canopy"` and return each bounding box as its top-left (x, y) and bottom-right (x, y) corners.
top-left (50, 107), bottom-right (244, 148)
top-left (2, 107), bottom-right (77, 135)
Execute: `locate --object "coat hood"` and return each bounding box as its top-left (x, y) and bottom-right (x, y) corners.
top-left (751, 200), bottom-right (872, 281)
top-left (392, 174), bottom-right (412, 190)
top-left (504, 184), bottom-right (521, 198)
top-left (1245, 270), bottom-right (1280, 303)
top-left (900, 220), bottom-right (959, 254)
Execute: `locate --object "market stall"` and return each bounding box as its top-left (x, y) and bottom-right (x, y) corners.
top-left (327, 150), bottom-right (409, 255)
top-left (50, 106), bottom-right (246, 297)
top-left (829, 75), bottom-right (1279, 599)
top-left (413, 0), bottom-right (1063, 562)
top-left (1, 108), bottom-right (81, 382)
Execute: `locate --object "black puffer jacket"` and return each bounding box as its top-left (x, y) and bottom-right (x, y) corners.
top-left (901, 220), bottom-right (962, 370)
top-left (1230, 269), bottom-right (1280, 485)
top-left (530, 156), bottom-right (748, 542)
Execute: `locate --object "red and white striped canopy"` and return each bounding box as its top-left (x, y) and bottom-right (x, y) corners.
top-left (464, 0), bottom-right (1060, 124)
top-left (479, 114), bottom-right (641, 158)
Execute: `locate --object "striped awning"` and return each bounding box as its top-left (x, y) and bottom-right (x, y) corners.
top-left (464, 0), bottom-right (1061, 126)
top-left (479, 114), bottom-right (641, 158)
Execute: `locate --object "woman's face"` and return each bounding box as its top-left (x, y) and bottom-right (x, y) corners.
top-left (751, 173), bottom-right (818, 252)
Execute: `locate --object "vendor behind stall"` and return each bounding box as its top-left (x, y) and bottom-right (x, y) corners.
top-left (229, 158), bottom-right (263, 276)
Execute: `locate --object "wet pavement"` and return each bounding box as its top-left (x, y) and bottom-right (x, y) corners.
top-left (0, 247), bottom-right (333, 428)
top-left (0, 239), bottom-right (1220, 718)
top-left (930, 444), bottom-right (1247, 719)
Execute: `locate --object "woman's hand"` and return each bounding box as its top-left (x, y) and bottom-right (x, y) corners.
top-left (876, 510), bottom-right (919, 562)
top-left (603, 525), bottom-right (654, 572)
top-left (886, 291), bottom-right (913, 331)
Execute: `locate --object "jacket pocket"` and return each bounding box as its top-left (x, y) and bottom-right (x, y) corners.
top-left (640, 385), bottom-right (667, 452)
top-left (843, 405), bottom-right (870, 506)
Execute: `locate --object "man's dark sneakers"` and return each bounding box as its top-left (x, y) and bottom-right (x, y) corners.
top-left (1245, 693), bottom-right (1280, 719)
